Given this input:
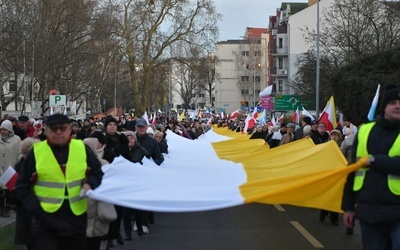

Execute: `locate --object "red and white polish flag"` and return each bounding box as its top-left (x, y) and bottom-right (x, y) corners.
top-left (0, 167), bottom-right (18, 190)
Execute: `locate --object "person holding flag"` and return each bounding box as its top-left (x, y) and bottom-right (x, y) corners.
top-left (15, 114), bottom-right (103, 249)
top-left (0, 119), bottom-right (21, 217)
top-left (342, 84), bottom-right (400, 249)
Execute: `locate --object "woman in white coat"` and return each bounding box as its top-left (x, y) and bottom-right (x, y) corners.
top-left (0, 119), bottom-right (21, 217)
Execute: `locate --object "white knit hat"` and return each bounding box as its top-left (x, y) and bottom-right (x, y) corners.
top-left (303, 125), bottom-right (312, 133)
top-left (0, 120), bottom-right (13, 132)
top-left (146, 127), bottom-right (155, 135)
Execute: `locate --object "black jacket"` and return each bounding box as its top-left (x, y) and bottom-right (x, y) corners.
top-left (104, 132), bottom-right (132, 163)
top-left (310, 131), bottom-right (330, 145)
top-left (15, 142), bottom-right (103, 236)
top-left (158, 139), bottom-right (168, 154)
top-left (129, 143), bottom-right (148, 164)
top-left (137, 133), bottom-right (164, 165)
top-left (341, 117), bottom-right (400, 223)
top-left (249, 131), bottom-right (267, 140)
top-left (13, 125), bottom-right (27, 141)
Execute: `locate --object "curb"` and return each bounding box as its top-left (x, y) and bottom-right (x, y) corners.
top-left (0, 212), bottom-right (16, 228)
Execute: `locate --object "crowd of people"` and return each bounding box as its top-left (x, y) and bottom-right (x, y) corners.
top-left (0, 84), bottom-right (400, 250)
top-left (215, 85), bottom-right (400, 250)
top-left (0, 111), bottom-right (216, 250)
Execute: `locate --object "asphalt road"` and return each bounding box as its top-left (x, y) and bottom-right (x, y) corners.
top-left (112, 203), bottom-right (362, 250)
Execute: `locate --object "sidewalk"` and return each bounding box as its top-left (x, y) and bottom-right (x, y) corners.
top-left (0, 211), bottom-right (16, 227)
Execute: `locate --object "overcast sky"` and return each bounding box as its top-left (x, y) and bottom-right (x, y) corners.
top-left (215, 0), bottom-right (309, 41)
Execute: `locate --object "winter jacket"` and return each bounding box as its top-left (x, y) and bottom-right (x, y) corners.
top-left (137, 133), bottom-right (164, 165)
top-left (249, 131), bottom-right (267, 140)
top-left (0, 134), bottom-right (21, 174)
top-left (310, 131), bottom-right (330, 145)
top-left (341, 117), bottom-right (400, 223)
top-left (129, 143), bottom-right (148, 164)
top-left (104, 132), bottom-right (132, 163)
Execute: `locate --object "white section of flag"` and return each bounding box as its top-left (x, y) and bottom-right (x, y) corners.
top-left (88, 131), bottom-right (246, 212)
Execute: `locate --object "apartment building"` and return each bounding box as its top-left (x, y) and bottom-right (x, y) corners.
top-left (215, 28), bottom-right (266, 114)
top-left (267, 2), bottom-right (308, 96)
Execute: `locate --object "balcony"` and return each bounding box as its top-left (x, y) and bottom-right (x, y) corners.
top-left (270, 46), bottom-right (288, 56)
top-left (270, 67), bottom-right (288, 76)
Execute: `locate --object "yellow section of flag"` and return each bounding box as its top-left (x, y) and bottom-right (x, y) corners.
top-left (212, 127), bottom-right (362, 213)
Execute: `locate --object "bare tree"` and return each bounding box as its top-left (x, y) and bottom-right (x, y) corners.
top-left (302, 0), bottom-right (400, 65)
top-left (293, 0), bottom-right (400, 112)
top-left (119, 0), bottom-right (220, 115)
top-left (0, 0), bottom-right (220, 117)
top-left (170, 60), bottom-right (197, 109)
top-left (197, 53), bottom-right (217, 107)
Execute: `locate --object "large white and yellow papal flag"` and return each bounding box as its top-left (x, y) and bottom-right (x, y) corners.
top-left (87, 127), bottom-right (365, 213)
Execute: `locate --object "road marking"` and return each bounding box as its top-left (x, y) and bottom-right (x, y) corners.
top-left (290, 221), bottom-right (324, 248)
top-left (273, 204), bottom-right (286, 212)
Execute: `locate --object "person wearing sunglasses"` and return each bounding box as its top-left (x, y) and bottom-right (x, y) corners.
top-left (15, 114), bottom-right (103, 250)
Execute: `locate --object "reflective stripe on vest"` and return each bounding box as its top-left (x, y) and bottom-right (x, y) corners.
top-left (33, 139), bottom-right (88, 215)
top-left (354, 122), bottom-right (400, 194)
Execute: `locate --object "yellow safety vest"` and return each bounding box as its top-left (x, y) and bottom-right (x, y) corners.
top-left (354, 122), bottom-right (400, 195)
top-left (33, 139), bottom-right (88, 215)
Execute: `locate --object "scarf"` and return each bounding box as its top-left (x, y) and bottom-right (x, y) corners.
top-left (1, 132), bottom-right (14, 142)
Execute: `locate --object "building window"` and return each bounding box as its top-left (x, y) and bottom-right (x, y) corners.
top-left (279, 57), bottom-right (283, 69)
top-left (241, 76), bottom-right (250, 82)
top-left (279, 38), bottom-right (283, 48)
top-left (198, 93), bottom-right (205, 98)
top-left (254, 76), bottom-right (260, 83)
top-left (191, 94), bottom-right (196, 98)
top-left (241, 89), bottom-right (249, 95)
top-left (242, 51), bottom-right (249, 56)
top-left (254, 51), bottom-right (261, 57)
top-left (9, 81), bottom-right (16, 92)
top-left (278, 80), bottom-right (283, 92)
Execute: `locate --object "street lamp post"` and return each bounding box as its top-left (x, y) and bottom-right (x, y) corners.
top-left (316, 0), bottom-right (320, 117)
top-left (114, 58), bottom-right (117, 116)
top-left (253, 58), bottom-right (256, 110)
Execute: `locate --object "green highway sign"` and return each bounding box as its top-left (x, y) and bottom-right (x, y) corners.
top-left (274, 95), bottom-right (302, 111)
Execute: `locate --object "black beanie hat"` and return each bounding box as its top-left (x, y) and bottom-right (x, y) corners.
top-left (382, 84), bottom-right (400, 111)
top-left (303, 116), bottom-right (312, 125)
top-left (104, 117), bottom-right (117, 128)
top-left (89, 131), bottom-right (106, 145)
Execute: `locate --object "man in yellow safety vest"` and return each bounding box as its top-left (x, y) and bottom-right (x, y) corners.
top-left (342, 84), bottom-right (400, 250)
top-left (16, 114), bottom-right (103, 250)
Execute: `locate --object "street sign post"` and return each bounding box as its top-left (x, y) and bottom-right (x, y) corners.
top-left (49, 95), bottom-right (67, 107)
top-left (274, 95), bottom-right (302, 111)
